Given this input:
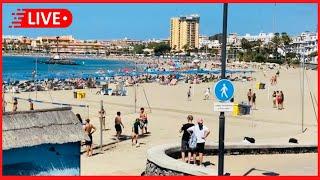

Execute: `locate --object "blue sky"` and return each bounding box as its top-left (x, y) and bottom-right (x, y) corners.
top-left (3, 3), bottom-right (317, 40)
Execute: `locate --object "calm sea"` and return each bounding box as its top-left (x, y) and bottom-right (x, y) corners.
top-left (3, 56), bottom-right (135, 81)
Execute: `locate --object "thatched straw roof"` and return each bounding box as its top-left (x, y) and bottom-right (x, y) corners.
top-left (3, 107), bottom-right (85, 150)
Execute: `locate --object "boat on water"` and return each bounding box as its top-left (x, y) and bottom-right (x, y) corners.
top-left (40, 55), bottom-right (79, 65)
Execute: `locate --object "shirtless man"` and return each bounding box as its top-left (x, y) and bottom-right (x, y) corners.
top-left (139, 107), bottom-right (148, 134)
top-left (84, 119), bottom-right (96, 157)
top-left (115, 112), bottom-right (124, 141)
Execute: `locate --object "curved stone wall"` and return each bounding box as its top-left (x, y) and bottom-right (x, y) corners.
top-left (145, 143), bottom-right (317, 176)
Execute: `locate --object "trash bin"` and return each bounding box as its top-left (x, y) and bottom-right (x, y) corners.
top-left (233, 103), bottom-right (240, 116)
top-left (244, 104), bottom-right (251, 115)
top-left (239, 103), bottom-right (251, 115)
top-left (259, 83), bottom-right (266, 89)
top-left (256, 83), bottom-right (260, 90)
top-left (238, 104), bottom-right (246, 115)
top-left (76, 91), bottom-right (86, 99)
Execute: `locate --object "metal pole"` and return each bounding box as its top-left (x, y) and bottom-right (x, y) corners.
top-left (100, 100), bottom-right (103, 152)
top-left (302, 54), bottom-right (305, 133)
top-left (134, 62), bottom-right (137, 113)
top-left (218, 3), bottom-right (228, 176)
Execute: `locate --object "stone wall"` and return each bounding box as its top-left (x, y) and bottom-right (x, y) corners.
top-left (145, 143), bottom-right (317, 176)
top-left (144, 160), bottom-right (187, 176)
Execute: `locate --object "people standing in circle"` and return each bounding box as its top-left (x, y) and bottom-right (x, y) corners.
top-left (84, 119), bottom-right (96, 157)
top-left (115, 111), bottom-right (124, 141)
top-left (187, 86), bottom-right (192, 101)
top-left (138, 107), bottom-right (148, 134)
top-left (187, 118), bottom-right (210, 166)
top-left (179, 115), bottom-right (194, 163)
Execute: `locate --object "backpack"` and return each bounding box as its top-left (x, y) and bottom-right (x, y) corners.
top-left (188, 132), bottom-right (197, 149)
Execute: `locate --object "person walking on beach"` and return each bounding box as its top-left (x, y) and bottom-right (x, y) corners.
top-left (187, 86), bottom-right (192, 101)
top-left (247, 89), bottom-right (252, 105)
top-left (251, 93), bottom-right (256, 110)
top-left (13, 97), bottom-right (18, 112)
top-left (179, 115), bottom-right (194, 163)
top-left (279, 91), bottom-right (284, 110)
top-left (139, 107), bottom-right (148, 134)
top-left (84, 119), bottom-right (96, 157)
top-left (28, 99), bottom-right (34, 111)
top-left (187, 118), bottom-right (210, 166)
top-left (272, 91), bottom-right (277, 108)
top-left (132, 118), bottom-right (140, 147)
top-left (204, 87), bottom-right (210, 100)
top-left (99, 108), bottom-right (106, 130)
top-left (276, 91), bottom-right (281, 109)
top-left (115, 111), bottom-right (124, 141)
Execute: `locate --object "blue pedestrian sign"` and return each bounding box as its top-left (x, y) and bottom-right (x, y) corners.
top-left (214, 79), bottom-right (235, 102)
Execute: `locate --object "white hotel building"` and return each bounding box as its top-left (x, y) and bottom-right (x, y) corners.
top-left (288, 32), bottom-right (318, 63)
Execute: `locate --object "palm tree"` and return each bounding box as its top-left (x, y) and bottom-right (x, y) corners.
top-left (182, 44), bottom-right (190, 52)
top-left (43, 44), bottom-right (51, 54)
top-left (281, 32), bottom-right (292, 46)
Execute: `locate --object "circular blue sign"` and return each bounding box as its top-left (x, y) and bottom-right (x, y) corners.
top-left (213, 79), bottom-right (235, 102)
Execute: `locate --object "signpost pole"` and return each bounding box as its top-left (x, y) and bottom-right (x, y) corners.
top-left (218, 3), bottom-right (228, 176)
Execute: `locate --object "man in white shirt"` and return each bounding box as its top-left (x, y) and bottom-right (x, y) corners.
top-left (187, 118), bottom-right (210, 166)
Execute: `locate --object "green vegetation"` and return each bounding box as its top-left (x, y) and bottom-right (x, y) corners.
top-left (132, 44), bottom-right (145, 54)
top-left (237, 32), bottom-right (296, 64)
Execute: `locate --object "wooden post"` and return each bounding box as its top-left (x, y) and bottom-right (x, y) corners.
top-left (100, 100), bottom-right (103, 152)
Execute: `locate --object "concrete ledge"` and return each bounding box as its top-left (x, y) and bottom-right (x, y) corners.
top-left (146, 142), bottom-right (317, 176)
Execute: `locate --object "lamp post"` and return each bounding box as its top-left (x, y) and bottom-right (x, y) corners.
top-left (218, 3), bottom-right (228, 176)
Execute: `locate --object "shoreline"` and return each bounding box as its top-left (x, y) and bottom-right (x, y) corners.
top-left (2, 53), bottom-right (145, 62)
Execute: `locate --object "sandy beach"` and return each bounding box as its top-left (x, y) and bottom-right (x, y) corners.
top-left (5, 67), bottom-right (318, 175)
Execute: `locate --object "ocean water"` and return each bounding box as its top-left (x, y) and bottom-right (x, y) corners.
top-left (3, 56), bottom-right (135, 81)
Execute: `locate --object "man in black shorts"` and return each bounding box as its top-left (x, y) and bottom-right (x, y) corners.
top-left (114, 111), bottom-right (124, 141)
top-left (179, 115), bottom-right (194, 163)
top-left (132, 118), bottom-right (140, 147)
top-left (187, 118), bottom-right (210, 166)
top-left (84, 119), bottom-right (96, 157)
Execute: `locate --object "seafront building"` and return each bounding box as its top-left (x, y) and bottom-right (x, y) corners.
top-left (288, 32), bottom-right (318, 63)
top-left (2, 31), bottom-right (318, 63)
top-left (170, 14), bottom-right (200, 52)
